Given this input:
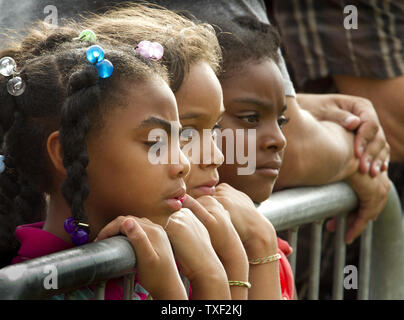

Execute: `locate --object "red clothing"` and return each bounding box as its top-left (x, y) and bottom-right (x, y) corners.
top-left (12, 221), bottom-right (149, 300)
top-left (277, 237), bottom-right (295, 300)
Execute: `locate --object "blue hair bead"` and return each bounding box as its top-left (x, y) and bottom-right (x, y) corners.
top-left (96, 59), bottom-right (114, 79)
top-left (0, 155), bottom-right (5, 174)
top-left (86, 45), bottom-right (105, 64)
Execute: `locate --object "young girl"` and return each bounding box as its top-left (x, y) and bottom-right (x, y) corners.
top-left (75, 4), bottom-right (288, 299)
top-left (2, 3), bottom-right (288, 299)
top-left (0, 36), bottom-right (231, 299)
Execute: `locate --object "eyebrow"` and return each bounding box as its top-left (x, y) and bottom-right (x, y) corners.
top-left (233, 97), bottom-right (287, 114)
top-left (180, 110), bottom-right (225, 122)
top-left (137, 116), bottom-right (178, 133)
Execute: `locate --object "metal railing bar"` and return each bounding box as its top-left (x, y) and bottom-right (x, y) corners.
top-left (94, 281), bottom-right (106, 300)
top-left (123, 273), bottom-right (135, 300)
top-left (332, 214), bottom-right (347, 300)
top-left (358, 221), bottom-right (373, 300)
top-left (259, 182), bottom-right (358, 231)
top-left (287, 227), bottom-right (299, 275)
top-left (0, 236), bottom-right (136, 299)
top-left (308, 220), bottom-right (323, 300)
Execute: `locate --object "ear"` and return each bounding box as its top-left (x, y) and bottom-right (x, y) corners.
top-left (47, 131), bottom-right (66, 176)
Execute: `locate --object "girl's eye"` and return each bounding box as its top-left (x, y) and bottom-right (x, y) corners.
top-left (180, 127), bottom-right (199, 149)
top-left (237, 114), bottom-right (259, 124)
top-left (180, 127), bottom-right (199, 141)
top-left (277, 115), bottom-right (290, 129)
top-left (144, 139), bottom-right (164, 148)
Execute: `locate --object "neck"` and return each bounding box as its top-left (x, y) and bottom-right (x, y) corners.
top-left (44, 190), bottom-right (112, 245)
top-left (43, 191), bottom-right (75, 245)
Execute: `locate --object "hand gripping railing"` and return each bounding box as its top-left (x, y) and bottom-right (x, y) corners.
top-left (0, 181), bottom-right (403, 299)
top-left (258, 181), bottom-right (404, 300)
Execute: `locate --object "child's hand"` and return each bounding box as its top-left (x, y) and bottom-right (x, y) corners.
top-left (213, 183), bottom-right (283, 300)
top-left (213, 183), bottom-right (278, 257)
top-left (182, 195), bottom-right (249, 299)
top-left (182, 194), bottom-right (247, 264)
top-left (96, 216), bottom-right (188, 300)
top-left (164, 208), bottom-right (231, 299)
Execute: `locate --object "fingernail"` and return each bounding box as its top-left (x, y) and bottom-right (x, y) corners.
top-left (364, 158), bottom-right (371, 172)
top-left (124, 219), bottom-right (135, 232)
top-left (374, 160), bottom-right (381, 173)
top-left (344, 115), bottom-right (359, 127)
top-left (358, 145), bottom-right (365, 156)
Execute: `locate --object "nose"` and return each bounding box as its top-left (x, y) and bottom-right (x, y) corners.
top-left (259, 124), bottom-right (287, 152)
top-left (170, 147), bottom-right (191, 179)
top-left (199, 134), bottom-right (225, 170)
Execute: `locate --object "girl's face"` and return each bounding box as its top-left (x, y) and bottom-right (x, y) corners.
top-left (85, 78), bottom-right (190, 228)
top-left (218, 59), bottom-right (287, 203)
top-left (174, 62), bottom-right (225, 199)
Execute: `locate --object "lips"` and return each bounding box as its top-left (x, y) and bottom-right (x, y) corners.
top-left (192, 178), bottom-right (219, 197)
top-left (255, 159), bottom-right (282, 177)
top-left (165, 187), bottom-right (186, 211)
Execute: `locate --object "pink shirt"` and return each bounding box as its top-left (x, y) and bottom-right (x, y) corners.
top-left (12, 221), bottom-right (149, 300)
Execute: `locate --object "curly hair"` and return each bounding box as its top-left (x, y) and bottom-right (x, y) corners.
top-left (2, 2), bottom-right (222, 92)
top-left (212, 15), bottom-right (282, 79)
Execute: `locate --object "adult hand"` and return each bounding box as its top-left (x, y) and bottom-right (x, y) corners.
top-left (297, 93), bottom-right (390, 177)
top-left (326, 171), bottom-right (391, 244)
top-left (96, 215), bottom-right (187, 299)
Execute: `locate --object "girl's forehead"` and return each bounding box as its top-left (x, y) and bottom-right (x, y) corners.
top-left (222, 60), bottom-right (285, 108)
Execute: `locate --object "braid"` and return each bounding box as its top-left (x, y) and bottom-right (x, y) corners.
top-left (0, 35), bottom-right (168, 259)
top-left (59, 66), bottom-right (100, 227)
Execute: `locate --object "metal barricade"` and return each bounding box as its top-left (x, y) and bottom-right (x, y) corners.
top-left (258, 181), bottom-right (404, 300)
top-left (0, 182), bottom-right (403, 299)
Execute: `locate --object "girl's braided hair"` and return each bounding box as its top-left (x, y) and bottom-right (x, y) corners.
top-left (0, 38), bottom-right (168, 267)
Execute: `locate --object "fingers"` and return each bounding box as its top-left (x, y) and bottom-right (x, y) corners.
top-left (181, 194), bottom-right (215, 226)
top-left (354, 118), bottom-right (379, 160)
top-left (95, 215), bottom-right (131, 241)
top-left (368, 142), bottom-right (390, 177)
top-left (96, 216), bottom-right (158, 260)
top-left (121, 218), bottom-right (158, 261)
top-left (357, 124), bottom-right (389, 176)
top-left (325, 217), bottom-right (336, 233)
top-left (344, 212), bottom-right (369, 245)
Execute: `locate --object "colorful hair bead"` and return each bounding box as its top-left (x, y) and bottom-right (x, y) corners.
top-left (0, 57), bottom-right (16, 77)
top-left (64, 217), bottom-right (90, 246)
top-left (74, 29), bottom-right (97, 43)
top-left (7, 76), bottom-right (26, 96)
top-left (136, 41), bottom-right (164, 60)
top-left (0, 155), bottom-right (5, 174)
top-left (86, 45), bottom-right (113, 78)
top-left (0, 56), bottom-right (25, 96)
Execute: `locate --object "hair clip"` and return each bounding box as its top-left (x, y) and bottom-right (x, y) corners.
top-left (0, 155), bottom-right (5, 174)
top-left (64, 217), bottom-right (90, 246)
top-left (0, 56), bottom-right (25, 96)
top-left (86, 45), bottom-right (114, 79)
top-left (136, 40), bottom-right (164, 60)
top-left (74, 29), bottom-right (97, 43)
